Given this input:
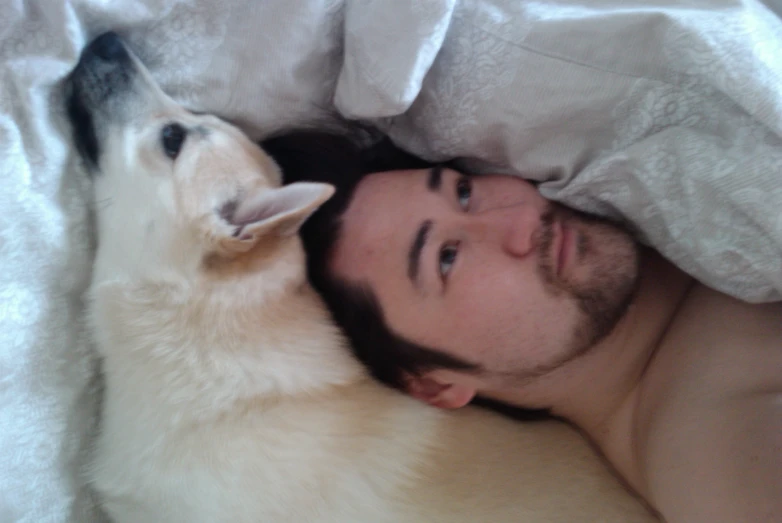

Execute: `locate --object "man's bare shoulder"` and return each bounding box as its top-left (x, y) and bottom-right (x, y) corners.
top-left (635, 284), bottom-right (782, 523)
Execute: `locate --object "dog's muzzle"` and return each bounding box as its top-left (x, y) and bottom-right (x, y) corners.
top-left (66, 31), bottom-right (137, 168)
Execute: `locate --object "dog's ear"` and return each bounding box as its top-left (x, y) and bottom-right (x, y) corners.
top-left (220, 182), bottom-right (334, 254)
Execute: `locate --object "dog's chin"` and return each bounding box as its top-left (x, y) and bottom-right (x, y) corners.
top-left (65, 79), bottom-right (100, 171)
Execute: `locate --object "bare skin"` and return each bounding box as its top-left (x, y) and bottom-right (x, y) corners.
top-left (329, 167), bottom-right (782, 522)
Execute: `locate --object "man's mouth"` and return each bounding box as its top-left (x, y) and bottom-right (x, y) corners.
top-left (554, 214), bottom-right (574, 278)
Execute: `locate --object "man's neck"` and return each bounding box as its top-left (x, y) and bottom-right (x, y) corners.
top-left (490, 249), bottom-right (694, 489)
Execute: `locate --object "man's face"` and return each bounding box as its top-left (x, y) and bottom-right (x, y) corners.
top-left (330, 167), bottom-right (640, 391)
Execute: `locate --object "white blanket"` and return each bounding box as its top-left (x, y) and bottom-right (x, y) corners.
top-left (1, 1), bottom-right (781, 521)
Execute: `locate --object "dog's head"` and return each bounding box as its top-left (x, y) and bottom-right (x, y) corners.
top-left (66, 32), bottom-right (333, 283)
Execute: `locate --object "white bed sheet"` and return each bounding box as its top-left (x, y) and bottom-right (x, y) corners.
top-left (1, 1), bottom-right (781, 521)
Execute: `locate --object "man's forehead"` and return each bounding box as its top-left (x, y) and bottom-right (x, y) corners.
top-left (334, 203), bottom-right (398, 274)
top-left (331, 169), bottom-right (425, 280)
top-left (356, 169), bottom-right (423, 196)
top-left (344, 169), bottom-right (426, 223)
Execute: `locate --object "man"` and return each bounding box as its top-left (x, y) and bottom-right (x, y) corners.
top-left (262, 128), bottom-right (782, 523)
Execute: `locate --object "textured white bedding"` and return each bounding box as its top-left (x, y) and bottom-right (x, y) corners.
top-left (1, 1), bottom-right (781, 521)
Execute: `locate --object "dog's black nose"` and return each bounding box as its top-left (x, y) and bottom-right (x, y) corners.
top-left (86, 32), bottom-right (128, 62)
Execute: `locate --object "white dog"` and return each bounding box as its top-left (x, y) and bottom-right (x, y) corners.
top-left (67, 32), bottom-right (656, 523)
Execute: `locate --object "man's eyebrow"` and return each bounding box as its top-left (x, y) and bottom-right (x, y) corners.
top-left (408, 219), bottom-right (433, 287)
top-left (427, 166), bottom-right (443, 192)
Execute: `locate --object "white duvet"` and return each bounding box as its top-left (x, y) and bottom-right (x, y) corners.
top-left (1, 1), bottom-right (781, 521)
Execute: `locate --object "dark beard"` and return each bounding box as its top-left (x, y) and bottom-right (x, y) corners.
top-left (536, 205), bottom-right (640, 362)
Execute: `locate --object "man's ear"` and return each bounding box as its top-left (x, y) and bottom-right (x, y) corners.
top-left (219, 182), bottom-right (334, 254)
top-left (404, 370), bottom-right (477, 409)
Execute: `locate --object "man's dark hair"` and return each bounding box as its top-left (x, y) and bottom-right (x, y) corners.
top-left (261, 124), bottom-right (550, 421)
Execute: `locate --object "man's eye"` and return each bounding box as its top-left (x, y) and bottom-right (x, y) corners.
top-left (456, 177), bottom-right (472, 210)
top-left (161, 123), bottom-right (187, 160)
top-left (438, 242), bottom-right (459, 282)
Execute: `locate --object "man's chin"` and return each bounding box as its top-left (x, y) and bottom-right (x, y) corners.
top-left (562, 213), bottom-right (641, 348)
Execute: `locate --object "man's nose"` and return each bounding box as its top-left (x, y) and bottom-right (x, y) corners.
top-left (471, 204), bottom-right (540, 258)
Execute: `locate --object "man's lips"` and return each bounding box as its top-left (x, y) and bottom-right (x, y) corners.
top-left (555, 216), bottom-right (574, 278)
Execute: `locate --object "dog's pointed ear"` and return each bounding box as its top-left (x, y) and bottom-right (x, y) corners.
top-left (220, 182), bottom-right (334, 254)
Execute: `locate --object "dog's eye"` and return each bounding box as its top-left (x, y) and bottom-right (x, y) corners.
top-left (161, 123), bottom-right (187, 160)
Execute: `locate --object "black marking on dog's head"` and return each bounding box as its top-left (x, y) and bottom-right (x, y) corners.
top-left (66, 84), bottom-right (99, 169)
top-left (64, 32), bottom-right (138, 172)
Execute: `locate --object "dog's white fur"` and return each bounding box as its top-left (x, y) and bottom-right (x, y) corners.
top-left (77, 37), bottom-right (657, 523)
